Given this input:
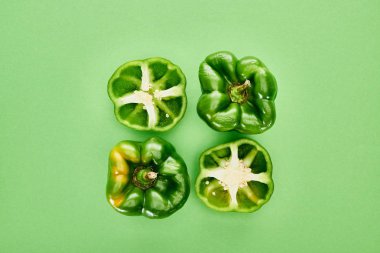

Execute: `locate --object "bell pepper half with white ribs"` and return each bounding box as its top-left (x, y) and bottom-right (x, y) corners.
top-left (196, 138), bottom-right (274, 212)
top-left (108, 57), bottom-right (187, 131)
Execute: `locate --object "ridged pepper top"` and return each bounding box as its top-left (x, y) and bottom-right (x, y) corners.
top-left (197, 51), bottom-right (277, 134)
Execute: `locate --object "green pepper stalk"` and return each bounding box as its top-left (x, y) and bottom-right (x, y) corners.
top-left (196, 138), bottom-right (274, 212)
top-left (227, 80), bottom-right (251, 104)
top-left (132, 166), bottom-right (158, 190)
top-left (106, 137), bottom-right (190, 218)
top-left (108, 57), bottom-right (187, 131)
top-left (197, 51), bottom-right (277, 134)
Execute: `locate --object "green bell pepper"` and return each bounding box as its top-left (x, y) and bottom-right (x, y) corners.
top-left (108, 57), bottom-right (187, 131)
top-left (106, 137), bottom-right (190, 218)
top-left (197, 51), bottom-right (277, 134)
top-left (196, 138), bottom-right (274, 212)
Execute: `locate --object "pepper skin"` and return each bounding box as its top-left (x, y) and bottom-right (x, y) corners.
top-left (108, 57), bottom-right (187, 131)
top-left (106, 137), bottom-right (190, 218)
top-left (196, 138), bottom-right (274, 212)
top-left (197, 51), bottom-right (277, 134)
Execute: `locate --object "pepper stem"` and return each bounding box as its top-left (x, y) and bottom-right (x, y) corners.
top-left (132, 166), bottom-right (158, 190)
top-left (146, 172), bottom-right (157, 180)
top-left (227, 80), bottom-right (251, 104)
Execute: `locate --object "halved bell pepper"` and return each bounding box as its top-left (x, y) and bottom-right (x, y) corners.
top-left (106, 137), bottom-right (190, 218)
top-left (197, 51), bottom-right (277, 134)
top-left (108, 57), bottom-right (187, 131)
top-left (196, 138), bottom-right (274, 212)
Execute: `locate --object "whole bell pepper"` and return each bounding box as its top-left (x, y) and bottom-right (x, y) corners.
top-left (197, 51), bottom-right (277, 134)
top-left (196, 138), bottom-right (274, 212)
top-left (106, 137), bottom-right (190, 218)
top-left (108, 57), bottom-right (187, 131)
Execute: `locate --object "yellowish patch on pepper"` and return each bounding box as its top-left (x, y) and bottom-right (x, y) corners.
top-left (114, 174), bottom-right (127, 184)
top-left (110, 149), bottom-right (129, 184)
top-left (109, 195), bottom-right (125, 207)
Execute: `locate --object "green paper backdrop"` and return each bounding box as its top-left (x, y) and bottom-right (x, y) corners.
top-left (1, 1), bottom-right (379, 252)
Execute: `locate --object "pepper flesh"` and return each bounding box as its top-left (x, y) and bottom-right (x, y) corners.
top-left (197, 51), bottom-right (277, 134)
top-left (106, 137), bottom-right (190, 218)
top-left (196, 138), bottom-right (274, 212)
top-left (108, 57), bottom-right (187, 131)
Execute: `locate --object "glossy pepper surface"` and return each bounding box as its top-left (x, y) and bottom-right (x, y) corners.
top-left (196, 138), bottom-right (273, 212)
top-left (108, 57), bottom-right (187, 131)
top-left (106, 137), bottom-right (190, 218)
top-left (197, 51), bottom-right (277, 134)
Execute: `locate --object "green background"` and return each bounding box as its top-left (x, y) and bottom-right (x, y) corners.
top-left (1, 0), bottom-right (379, 252)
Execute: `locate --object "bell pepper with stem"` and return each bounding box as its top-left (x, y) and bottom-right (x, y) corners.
top-left (106, 137), bottom-right (190, 218)
top-left (197, 51), bottom-right (277, 134)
